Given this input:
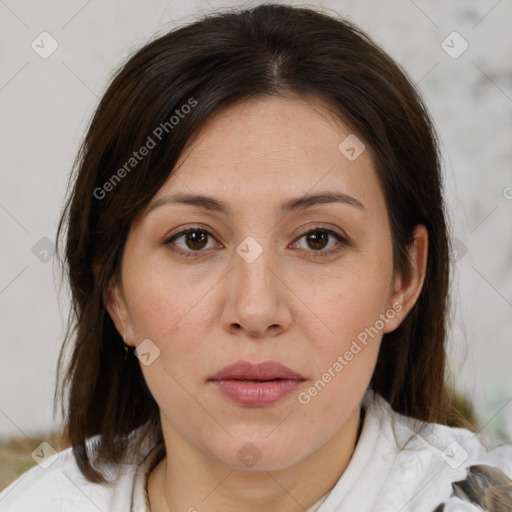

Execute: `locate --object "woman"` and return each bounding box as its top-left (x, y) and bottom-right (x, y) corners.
top-left (1, 3), bottom-right (510, 511)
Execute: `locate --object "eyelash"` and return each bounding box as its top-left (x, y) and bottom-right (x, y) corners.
top-left (163, 225), bottom-right (349, 259)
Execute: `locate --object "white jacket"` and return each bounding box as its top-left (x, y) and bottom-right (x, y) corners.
top-left (1, 390), bottom-right (511, 511)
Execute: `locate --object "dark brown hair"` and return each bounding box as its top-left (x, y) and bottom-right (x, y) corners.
top-left (55, 3), bottom-right (464, 483)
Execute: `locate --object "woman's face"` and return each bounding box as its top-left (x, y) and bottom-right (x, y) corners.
top-left (108, 96), bottom-right (424, 471)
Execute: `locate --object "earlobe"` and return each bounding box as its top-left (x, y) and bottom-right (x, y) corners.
top-left (384, 225), bottom-right (428, 333)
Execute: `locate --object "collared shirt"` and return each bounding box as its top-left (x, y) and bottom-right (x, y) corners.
top-left (1, 390), bottom-right (511, 511)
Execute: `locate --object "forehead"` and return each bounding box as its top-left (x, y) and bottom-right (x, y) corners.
top-left (152, 96), bottom-right (383, 214)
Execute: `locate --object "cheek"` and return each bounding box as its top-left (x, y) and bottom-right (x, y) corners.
top-left (307, 258), bottom-right (393, 346)
top-left (123, 259), bottom-right (211, 340)
top-left (297, 277), bottom-right (388, 422)
top-left (122, 264), bottom-right (223, 390)
top-left (297, 252), bottom-right (393, 404)
top-left (312, 291), bottom-right (384, 389)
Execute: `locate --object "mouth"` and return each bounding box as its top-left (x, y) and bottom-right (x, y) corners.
top-left (208, 360), bottom-right (306, 407)
top-left (236, 378), bottom-right (287, 382)
top-left (209, 360), bottom-right (306, 381)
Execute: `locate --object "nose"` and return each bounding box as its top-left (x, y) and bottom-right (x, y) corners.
top-left (221, 238), bottom-right (292, 339)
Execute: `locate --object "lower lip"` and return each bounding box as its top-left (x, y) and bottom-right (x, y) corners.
top-left (210, 379), bottom-right (303, 406)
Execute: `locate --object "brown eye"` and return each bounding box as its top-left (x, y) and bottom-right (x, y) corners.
top-left (305, 230), bottom-right (330, 251)
top-left (182, 230), bottom-right (209, 250)
top-left (165, 228), bottom-right (217, 255)
top-left (165, 225), bottom-right (347, 259)
top-left (294, 228), bottom-right (348, 257)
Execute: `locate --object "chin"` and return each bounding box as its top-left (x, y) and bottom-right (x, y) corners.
top-left (206, 433), bottom-right (313, 472)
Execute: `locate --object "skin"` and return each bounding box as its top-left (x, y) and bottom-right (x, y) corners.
top-left (106, 95), bottom-right (428, 512)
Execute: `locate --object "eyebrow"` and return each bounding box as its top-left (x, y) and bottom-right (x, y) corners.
top-left (145, 190), bottom-right (365, 217)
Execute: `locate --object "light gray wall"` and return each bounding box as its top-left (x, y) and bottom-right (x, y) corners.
top-left (1, 0), bottom-right (511, 439)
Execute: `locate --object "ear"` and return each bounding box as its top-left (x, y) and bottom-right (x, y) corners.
top-left (383, 224), bottom-right (428, 333)
top-left (103, 273), bottom-right (136, 347)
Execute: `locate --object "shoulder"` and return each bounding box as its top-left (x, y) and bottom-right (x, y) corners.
top-left (368, 392), bottom-right (512, 511)
top-left (0, 443), bottom-right (137, 512)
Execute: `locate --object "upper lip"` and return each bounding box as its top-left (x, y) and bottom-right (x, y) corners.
top-left (209, 360), bottom-right (306, 381)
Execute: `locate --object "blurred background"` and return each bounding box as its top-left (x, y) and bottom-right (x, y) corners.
top-left (0, 0), bottom-right (511, 490)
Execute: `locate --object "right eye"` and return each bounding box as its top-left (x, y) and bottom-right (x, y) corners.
top-left (164, 227), bottom-right (221, 258)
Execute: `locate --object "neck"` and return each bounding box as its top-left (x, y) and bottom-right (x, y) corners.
top-left (148, 407), bottom-right (363, 512)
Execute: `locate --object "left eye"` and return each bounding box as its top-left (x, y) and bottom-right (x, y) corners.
top-left (293, 228), bottom-right (347, 255)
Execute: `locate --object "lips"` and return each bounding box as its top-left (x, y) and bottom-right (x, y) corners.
top-left (208, 360), bottom-right (306, 406)
top-left (209, 360), bottom-right (306, 381)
